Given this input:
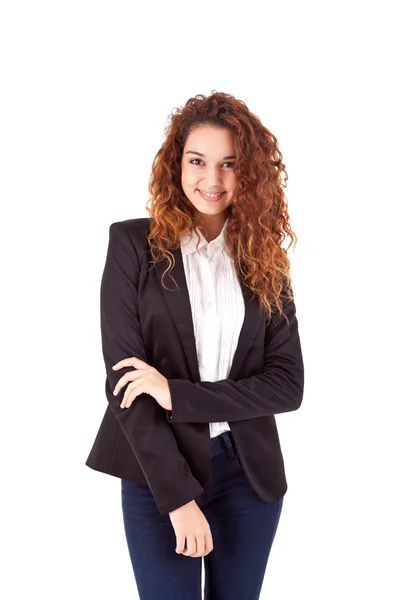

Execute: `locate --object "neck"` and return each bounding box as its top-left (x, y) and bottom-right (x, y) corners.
top-left (195, 211), bottom-right (228, 243)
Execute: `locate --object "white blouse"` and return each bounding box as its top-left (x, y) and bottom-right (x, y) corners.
top-left (180, 216), bottom-right (245, 438)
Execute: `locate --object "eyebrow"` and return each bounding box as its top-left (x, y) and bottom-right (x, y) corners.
top-left (185, 150), bottom-right (236, 160)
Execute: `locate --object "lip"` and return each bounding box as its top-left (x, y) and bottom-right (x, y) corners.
top-left (196, 189), bottom-right (226, 202)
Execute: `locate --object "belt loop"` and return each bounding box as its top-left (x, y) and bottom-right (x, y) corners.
top-left (222, 432), bottom-right (236, 459)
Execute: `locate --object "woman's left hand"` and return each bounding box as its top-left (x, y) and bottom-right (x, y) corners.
top-left (112, 357), bottom-right (172, 411)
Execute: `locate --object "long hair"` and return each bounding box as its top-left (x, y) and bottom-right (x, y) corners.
top-left (145, 91), bottom-right (298, 325)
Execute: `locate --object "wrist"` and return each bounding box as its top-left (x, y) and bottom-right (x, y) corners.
top-left (169, 499), bottom-right (196, 514)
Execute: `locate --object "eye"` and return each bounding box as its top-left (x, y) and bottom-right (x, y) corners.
top-left (189, 159), bottom-right (235, 168)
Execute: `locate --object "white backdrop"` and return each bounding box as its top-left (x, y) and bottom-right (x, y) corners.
top-left (1, 1), bottom-right (398, 598)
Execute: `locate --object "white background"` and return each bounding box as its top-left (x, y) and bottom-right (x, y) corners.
top-left (1, 1), bottom-right (399, 598)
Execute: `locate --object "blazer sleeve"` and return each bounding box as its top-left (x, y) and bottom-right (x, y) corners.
top-left (166, 290), bottom-right (304, 423)
top-left (100, 221), bottom-right (204, 515)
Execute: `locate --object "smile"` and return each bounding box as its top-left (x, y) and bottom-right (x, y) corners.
top-left (197, 189), bottom-right (226, 199)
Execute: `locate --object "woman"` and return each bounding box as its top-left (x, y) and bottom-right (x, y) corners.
top-left (85, 91), bottom-right (304, 599)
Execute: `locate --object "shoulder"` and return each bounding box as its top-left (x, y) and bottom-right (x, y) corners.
top-left (109, 218), bottom-right (151, 253)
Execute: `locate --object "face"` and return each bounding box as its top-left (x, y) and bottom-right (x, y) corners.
top-left (181, 124), bottom-right (236, 220)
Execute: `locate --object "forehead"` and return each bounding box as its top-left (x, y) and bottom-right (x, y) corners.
top-left (184, 125), bottom-right (234, 150)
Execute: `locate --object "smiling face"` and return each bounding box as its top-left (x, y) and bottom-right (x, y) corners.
top-left (181, 124), bottom-right (237, 224)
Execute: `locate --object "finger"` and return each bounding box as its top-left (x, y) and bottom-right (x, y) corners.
top-left (113, 371), bottom-right (137, 396)
top-left (114, 375), bottom-right (128, 396)
top-left (120, 382), bottom-right (136, 408)
top-left (123, 374), bottom-right (153, 408)
top-left (195, 534), bottom-right (205, 557)
top-left (112, 357), bottom-right (137, 370)
top-left (120, 384), bottom-right (132, 408)
top-left (124, 380), bottom-right (147, 408)
top-left (113, 356), bottom-right (148, 371)
top-left (175, 533), bottom-right (186, 554)
top-left (123, 387), bottom-right (137, 408)
top-left (183, 535), bottom-right (196, 557)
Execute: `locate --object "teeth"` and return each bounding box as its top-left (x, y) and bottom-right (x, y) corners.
top-left (198, 189), bottom-right (224, 198)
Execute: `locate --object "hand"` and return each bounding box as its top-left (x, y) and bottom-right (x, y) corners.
top-left (169, 500), bottom-right (214, 558)
top-left (112, 356), bottom-right (172, 411)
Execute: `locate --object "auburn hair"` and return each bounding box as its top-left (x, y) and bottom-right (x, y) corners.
top-left (145, 91), bottom-right (298, 326)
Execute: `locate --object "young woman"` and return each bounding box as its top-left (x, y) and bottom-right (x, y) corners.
top-left (85, 91), bottom-right (304, 599)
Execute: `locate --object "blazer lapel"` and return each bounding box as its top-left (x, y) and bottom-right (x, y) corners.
top-left (153, 245), bottom-right (265, 383)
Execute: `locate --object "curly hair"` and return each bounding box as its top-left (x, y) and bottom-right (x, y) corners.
top-left (145, 91), bottom-right (298, 326)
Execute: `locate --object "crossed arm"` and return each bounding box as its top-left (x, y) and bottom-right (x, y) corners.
top-left (101, 220), bottom-right (304, 514)
top-left (166, 288), bottom-right (304, 424)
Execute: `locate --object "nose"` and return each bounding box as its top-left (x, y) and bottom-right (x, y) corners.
top-left (202, 165), bottom-right (223, 187)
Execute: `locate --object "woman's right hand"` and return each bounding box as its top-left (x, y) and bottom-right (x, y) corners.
top-left (169, 500), bottom-right (214, 557)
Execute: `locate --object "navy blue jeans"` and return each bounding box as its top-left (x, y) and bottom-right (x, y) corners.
top-left (121, 431), bottom-right (284, 600)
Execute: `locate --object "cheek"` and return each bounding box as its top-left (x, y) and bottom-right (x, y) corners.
top-left (225, 173), bottom-right (236, 191)
top-left (181, 166), bottom-right (197, 188)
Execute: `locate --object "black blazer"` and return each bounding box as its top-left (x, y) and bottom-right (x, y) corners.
top-left (85, 218), bottom-right (304, 515)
